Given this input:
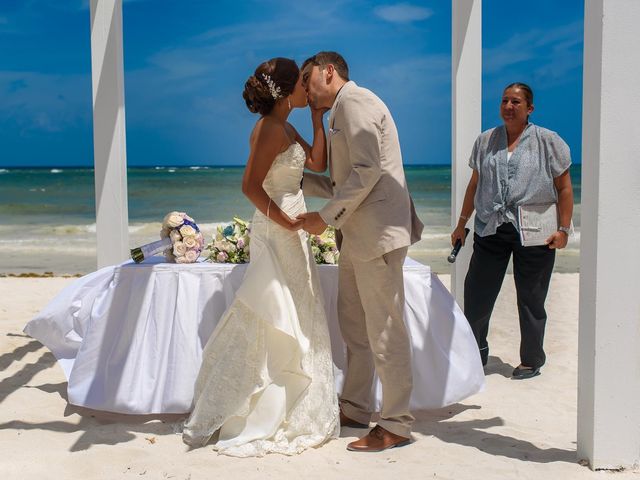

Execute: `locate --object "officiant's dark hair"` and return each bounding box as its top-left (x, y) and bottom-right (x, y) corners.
top-left (302, 51), bottom-right (349, 81)
top-left (504, 82), bottom-right (534, 106)
top-left (243, 57), bottom-right (300, 115)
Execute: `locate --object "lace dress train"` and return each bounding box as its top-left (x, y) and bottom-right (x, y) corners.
top-left (182, 143), bottom-right (339, 456)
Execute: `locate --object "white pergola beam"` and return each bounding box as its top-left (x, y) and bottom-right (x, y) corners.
top-left (451, 0), bottom-right (482, 306)
top-left (577, 0), bottom-right (640, 470)
top-left (89, 0), bottom-right (129, 268)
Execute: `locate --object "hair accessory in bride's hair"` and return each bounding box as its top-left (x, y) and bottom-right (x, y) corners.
top-left (261, 73), bottom-right (282, 100)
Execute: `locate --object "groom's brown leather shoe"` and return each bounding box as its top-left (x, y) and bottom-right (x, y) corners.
top-left (346, 425), bottom-right (411, 452)
top-left (340, 410), bottom-right (369, 429)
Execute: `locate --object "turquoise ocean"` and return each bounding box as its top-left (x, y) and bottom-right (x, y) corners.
top-left (0, 165), bottom-right (581, 274)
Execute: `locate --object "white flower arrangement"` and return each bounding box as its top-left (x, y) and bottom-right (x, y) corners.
top-left (206, 217), bottom-right (251, 264)
top-left (310, 227), bottom-right (340, 265)
top-left (130, 211), bottom-right (204, 264)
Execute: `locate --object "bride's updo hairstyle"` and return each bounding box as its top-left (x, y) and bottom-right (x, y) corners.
top-left (243, 57), bottom-right (299, 115)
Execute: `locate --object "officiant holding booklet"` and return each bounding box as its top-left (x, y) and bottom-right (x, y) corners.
top-left (451, 82), bottom-right (574, 380)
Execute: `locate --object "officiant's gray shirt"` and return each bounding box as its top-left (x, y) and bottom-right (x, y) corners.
top-left (469, 123), bottom-right (571, 237)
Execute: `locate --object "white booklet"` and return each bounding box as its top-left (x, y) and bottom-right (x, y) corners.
top-left (517, 203), bottom-right (560, 247)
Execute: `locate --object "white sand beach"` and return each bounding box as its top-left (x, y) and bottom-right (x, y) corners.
top-left (1, 273), bottom-right (638, 480)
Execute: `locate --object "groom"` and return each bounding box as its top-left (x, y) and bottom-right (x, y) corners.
top-left (298, 51), bottom-right (424, 452)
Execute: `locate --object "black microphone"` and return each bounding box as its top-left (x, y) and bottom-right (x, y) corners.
top-left (448, 228), bottom-right (470, 263)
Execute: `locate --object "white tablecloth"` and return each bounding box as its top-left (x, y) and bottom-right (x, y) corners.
top-left (24, 257), bottom-right (484, 414)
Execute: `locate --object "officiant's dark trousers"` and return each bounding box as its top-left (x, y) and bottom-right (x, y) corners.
top-left (464, 222), bottom-right (555, 369)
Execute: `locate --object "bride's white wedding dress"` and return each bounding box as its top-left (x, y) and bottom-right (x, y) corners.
top-left (182, 142), bottom-right (339, 456)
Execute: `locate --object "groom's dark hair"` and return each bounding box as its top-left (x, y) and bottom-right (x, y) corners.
top-left (302, 51), bottom-right (349, 81)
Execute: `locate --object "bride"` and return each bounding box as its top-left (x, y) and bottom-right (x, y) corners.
top-left (182, 57), bottom-right (339, 456)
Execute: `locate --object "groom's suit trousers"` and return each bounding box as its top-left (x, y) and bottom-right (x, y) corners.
top-left (338, 245), bottom-right (414, 438)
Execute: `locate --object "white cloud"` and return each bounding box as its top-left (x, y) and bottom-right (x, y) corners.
top-left (483, 21), bottom-right (582, 74)
top-left (141, 7), bottom-right (366, 87)
top-left (365, 54), bottom-right (449, 107)
top-left (374, 3), bottom-right (434, 23)
top-left (482, 20), bottom-right (583, 103)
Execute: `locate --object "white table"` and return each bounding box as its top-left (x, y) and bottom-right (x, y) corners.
top-left (24, 257), bottom-right (484, 414)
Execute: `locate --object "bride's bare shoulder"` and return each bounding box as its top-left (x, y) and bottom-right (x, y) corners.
top-left (249, 117), bottom-right (287, 150)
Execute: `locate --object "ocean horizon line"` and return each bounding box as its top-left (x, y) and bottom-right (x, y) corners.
top-left (0, 163), bottom-right (586, 170)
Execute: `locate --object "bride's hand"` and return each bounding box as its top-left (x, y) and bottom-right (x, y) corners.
top-left (310, 104), bottom-right (329, 119)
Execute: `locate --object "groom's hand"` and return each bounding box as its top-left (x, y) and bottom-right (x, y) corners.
top-left (297, 212), bottom-right (328, 235)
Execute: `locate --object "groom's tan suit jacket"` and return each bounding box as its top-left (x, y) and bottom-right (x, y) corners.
top-left (303, 81), bottom-right (422, 436)
top-left (305, 81), bottom-right (423, 259)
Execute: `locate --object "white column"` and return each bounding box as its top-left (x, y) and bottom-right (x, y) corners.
top-left (89, 0), bottom-right (129, 268)
top-left (451, 0), bottom-right (482, 307)
top-left (577, 0), bottom-right (640, 470)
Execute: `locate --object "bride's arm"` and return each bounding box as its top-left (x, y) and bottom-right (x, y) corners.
top-left (242, 121), bottom-right (303, 231)
top-left (292, 108), bottom-right (327, 173)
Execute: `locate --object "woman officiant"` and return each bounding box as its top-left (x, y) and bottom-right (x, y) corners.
top-left (451, 82), bottom-right (574, 380)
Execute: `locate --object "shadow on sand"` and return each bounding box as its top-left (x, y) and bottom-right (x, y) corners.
top-left (339, 396), bottom-right (574, 464)
top-left (484, 355), bottom-right (517, 378)
top-left (0, 336), bottom-right (57, 404)
top-left (1, 336), bottom-right (574, 461)
top-left (411, 402), bottom-right (575, 464)
top-left (0, 334), bottom-right (187, 452)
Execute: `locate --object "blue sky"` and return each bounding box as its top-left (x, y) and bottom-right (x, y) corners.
top-left (0, 0), bottom-right (584, 167)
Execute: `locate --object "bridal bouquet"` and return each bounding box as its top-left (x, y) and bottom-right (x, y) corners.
top-left (310, 227), bottom-right (339, 265)
top-left (205, 217), bottom-right (251, 263)
top-left (130, 211), bottom-right (204, 263)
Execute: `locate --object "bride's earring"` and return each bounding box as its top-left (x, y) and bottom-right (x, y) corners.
top-left (288, 96), bottom-right (291, 110)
